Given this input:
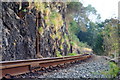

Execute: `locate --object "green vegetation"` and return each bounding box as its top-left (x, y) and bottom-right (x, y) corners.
top-left (38, 27), bottom-right (44, 34)
top-left (18, 2), bottom-right (119, 76)
top-left (56, 51), bottom-right (62, 57)
top-left (67, 2), bottom-right (119, 76)
top-left (70, 41), bottom-right (75, 46)
top-left (22, 9), bottom-right (27, 12)
top-left (25, 2), bottom-right (119, 59)
top-left (69, 33), bottom-right (89, 48)
top-left (61, 38), bottom-right (65, 44)
top-left (49, 11), bottom-right (63, 31)
top-left (25, 2), bottom-right (119, 58)
top-left (101, 62), bottom-right (119, 78)
top-left (60, 44), bottom-right (63, 50)
top-left (101, 19), bottom-right (119, 57)
top-left (50, 32), bottom-right (62, 40)
top-left (67, 2), bottom-right (92, 49)
top-left (56, 32), bottom-right (62, 40)
top-left (68, 20), bottom-right (80, 35)
top-left (68, 53), bottom-right (77, 56)
top-left (50, 34), bottom-right (56, 40)
top-left (34, 1), bottom-right (45, 12)
top-left (67, 2), bottom-right (119, 58)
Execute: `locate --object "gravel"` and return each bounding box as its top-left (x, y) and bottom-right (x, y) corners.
top-left (12, 55), bottom-right (117, 79)
top-left (39, 55), bottom-right (112, 78)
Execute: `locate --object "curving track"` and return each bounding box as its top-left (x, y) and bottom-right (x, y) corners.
top-left (0, 54), bottom-right (92, 79)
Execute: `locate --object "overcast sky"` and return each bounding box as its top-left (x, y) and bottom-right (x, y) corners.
top-left (80, 0), bottom-right (119, 21)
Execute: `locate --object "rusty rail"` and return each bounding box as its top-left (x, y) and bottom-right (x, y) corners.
top-left (0, 54), bottom-right (92, 79)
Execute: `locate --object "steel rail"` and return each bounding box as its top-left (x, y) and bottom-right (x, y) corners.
top-left (0, 54), bottom-right (92, 78)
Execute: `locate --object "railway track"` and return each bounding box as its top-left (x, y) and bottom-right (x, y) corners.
top-left (0, 54), bottom-right (92, 79)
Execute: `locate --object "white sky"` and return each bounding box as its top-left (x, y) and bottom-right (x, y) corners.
top-left (80, 0), bottom-right (120, 21)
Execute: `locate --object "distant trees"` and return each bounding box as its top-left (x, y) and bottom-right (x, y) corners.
top-left (77, 21), bottom-right (104, 55)
top-left (66, 2), bottom-right (119, 58)
top-left (78, 18), bottom-right (119, 58)
top-left (101, 19), bottom-right (119, 58)
top-left (66, 2), bottom-right (91, 49)
top-left (66, 2), bottom-right (100, 49)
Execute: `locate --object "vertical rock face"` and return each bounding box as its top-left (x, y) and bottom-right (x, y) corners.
top-left (2, 2), bottom-right (36, 61)
top-left (1, 2), bottom-right (79, 61)
top-left (38, 3), bottom-right (69, 57)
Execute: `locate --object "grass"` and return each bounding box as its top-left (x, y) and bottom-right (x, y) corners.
top-left (68, 53), bottom-right (77, 56)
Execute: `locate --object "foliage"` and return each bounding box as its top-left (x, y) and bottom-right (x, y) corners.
top-left (61, 38), bottom-right (65, 44)
top-left (64, 34), bottom-right (69, 40)
top-left (101, 62), bottom-right (119, 78)
top-left (50, 32), bottom-right (62, 40)
top-left (67, 2), bottom-right (83, 14)
top-left (77, 22), bottom-right (103, 54)
top-left (60, 44), bottom-right (63, 50)
top-left (43, 8), bottom-right (63, 32)
top-left (64, 34), bottom-right (70, 49)
top-left (66, 2), bottom-right (97, 52)
top-left (22, 9), bottom-right (27, 12)
top-left (56, 32), bottom-right (62, 40)
top-left (93, 33), bottom-right (104, 55)
top-left (68, 53), bottom-right (77, 56)
top-left (49, 11), bottom-right (63, 31)
top-left (50, 34), bottom-right (56, 40)
top-left (67, 19), bottom-right (90, 49)
top-left (67, 2), bottom-right (89, 29)
top-left (68, 20), bottom-right (80, 35)
top-left (34, 1), bottom-right (45, 12)
top-left (101, 19), bottom-right (119, 57)
top-left (70, 41), bottom-right (75, 46)
top-left (34, 2), bottom-right (63, 31)
top-left (44, 8), bottom-right (51, 21)
top-left (44, 8), bottom-right (51, 15)
top-left (85, 4), bottom-right (97, 15)
top-left (77, 18), bottom-right (119, 57)
top-left (24, 2), bottom-right (119, 58)
top-left (56, 51), bottom-right (62, 57)
top-left (67, 2), bottom-right (119, 58)
top-left (38, 27), bottom-right (44, 34)
top-left (69, 33), bottom-right (89, 48)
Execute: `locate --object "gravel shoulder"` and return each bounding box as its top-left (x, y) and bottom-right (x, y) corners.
top-left (39, 55), bottom-right (111, 78)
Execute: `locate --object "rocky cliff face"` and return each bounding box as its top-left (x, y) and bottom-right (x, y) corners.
top-left (1, 2), bottom-right (79, 61)
top-left (1, 2), bottom-right (36, 61)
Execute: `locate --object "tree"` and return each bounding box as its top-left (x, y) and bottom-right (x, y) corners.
top-left (102, 19), bottom-right (119, 58)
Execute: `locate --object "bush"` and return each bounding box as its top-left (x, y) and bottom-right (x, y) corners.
top-left (101, 62), bottom-right (119, 78)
